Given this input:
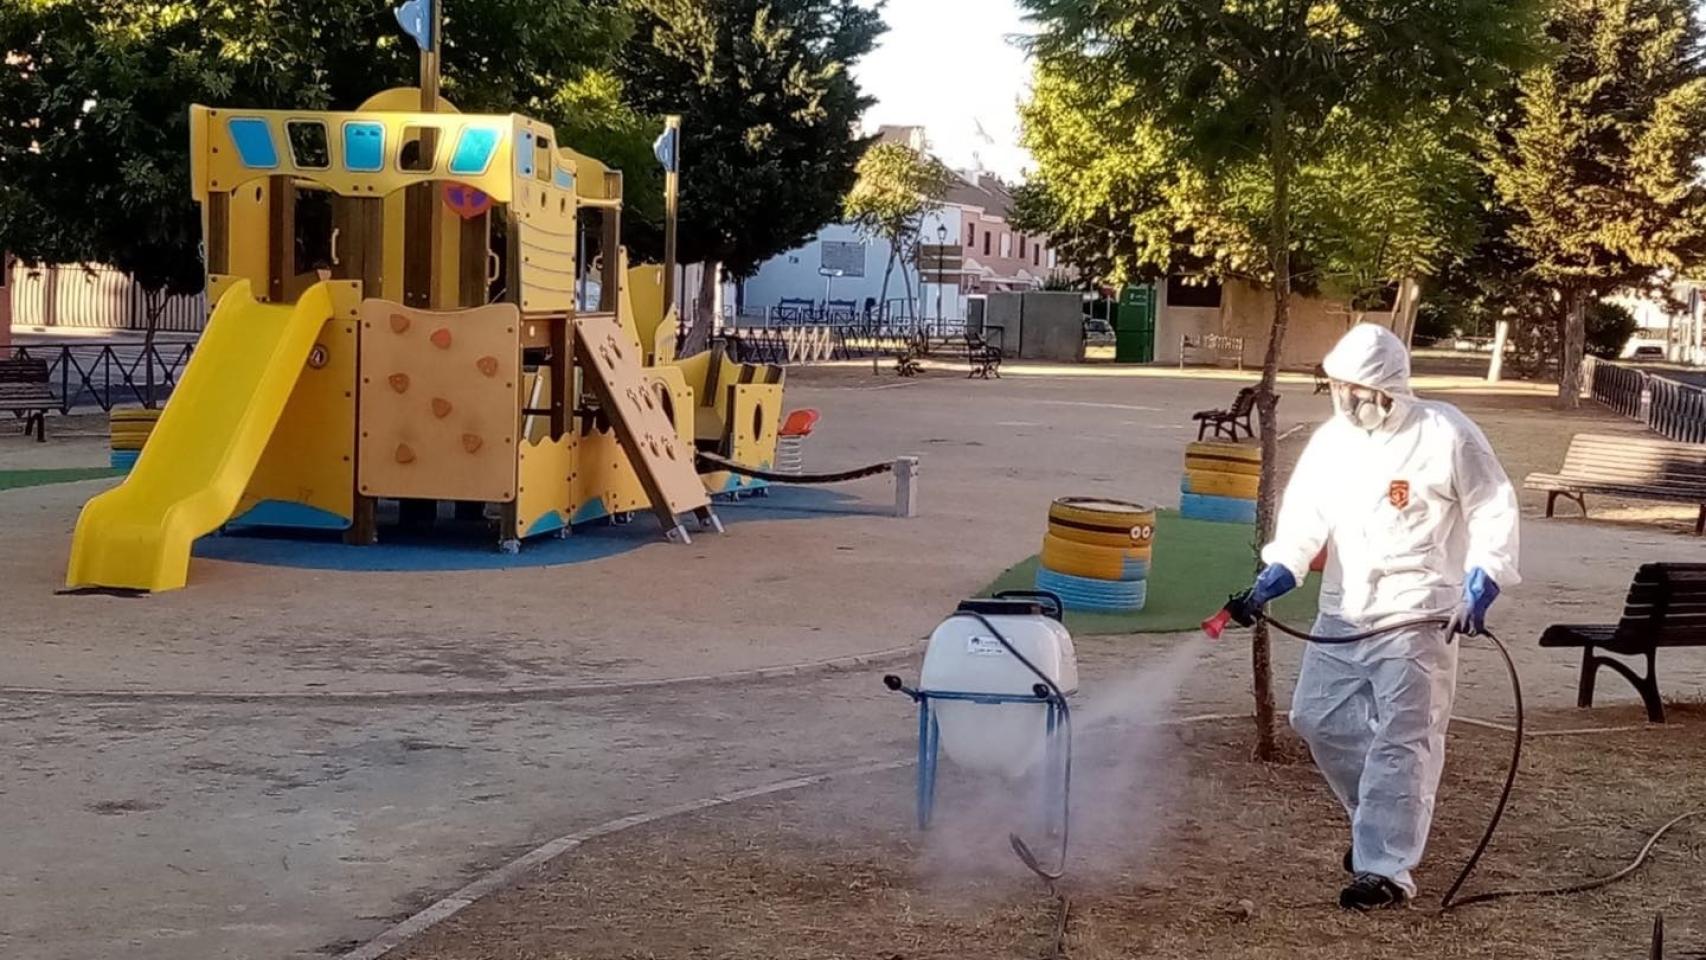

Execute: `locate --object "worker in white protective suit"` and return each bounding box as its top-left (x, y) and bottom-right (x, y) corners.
top-left (1227, 323), bottom-right (1520, 910)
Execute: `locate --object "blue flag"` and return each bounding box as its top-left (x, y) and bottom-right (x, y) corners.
top-left (394, 0), bottom-right (433, 51)
top-left (653, 126), bottom-right (679, 173)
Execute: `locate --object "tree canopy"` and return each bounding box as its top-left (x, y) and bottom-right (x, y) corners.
top-left (616, 0), bottom-right (883, 280)
top-left (1489, 0), bottom-right (1706, 401)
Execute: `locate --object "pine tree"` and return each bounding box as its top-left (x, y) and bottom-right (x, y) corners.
top-left (1492, 0), bottom-right (1706, 404)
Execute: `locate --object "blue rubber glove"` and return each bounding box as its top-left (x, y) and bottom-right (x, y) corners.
top-left (1228, 563), bottom-right (1297, 627)
top-left (1448, 567), bottom-right (1500, 636)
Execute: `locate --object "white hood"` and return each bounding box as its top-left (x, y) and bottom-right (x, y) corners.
top-left (1321, 324), bottom-right (1413, 398)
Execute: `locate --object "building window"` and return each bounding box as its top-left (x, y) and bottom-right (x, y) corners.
top-left (1019, 235), bottom-right (1027, 259)
top-left (1000, 233), bottom-right (1011, 259)
top-left (983, 231), bottom-right (991, 256)
top-left (1034, 245), bottom-right (1041, 267)
top-left (967, 224), bottom-right (976, 246)
top-left (1048, 250), bottom-right (1057, 269)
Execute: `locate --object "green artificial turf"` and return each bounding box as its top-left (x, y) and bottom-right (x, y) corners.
top-left (984, 509), bottom-right (1321, 635)
top-left (0, 467), bottom-right (122, 491)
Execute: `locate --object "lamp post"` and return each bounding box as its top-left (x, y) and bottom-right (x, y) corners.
top-left (935, 224), bottom-right (947, 332)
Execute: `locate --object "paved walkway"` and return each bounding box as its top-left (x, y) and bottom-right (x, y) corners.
top-left (2, 368), bottom-right (1702, 959)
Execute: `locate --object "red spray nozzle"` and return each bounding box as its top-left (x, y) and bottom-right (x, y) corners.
top-left (1201, 607), bottom-right (1233, 641)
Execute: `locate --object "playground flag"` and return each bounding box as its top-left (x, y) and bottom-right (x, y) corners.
top-left (653, 126), bottom-right (679, 173)
top-left (394, 0), bottom-right (433, 51)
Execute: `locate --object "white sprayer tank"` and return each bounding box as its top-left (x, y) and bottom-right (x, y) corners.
top-left (920, 598), bottom-right (1077, 778)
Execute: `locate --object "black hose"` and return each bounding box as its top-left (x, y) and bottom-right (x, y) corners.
top-left (950, 610), bottom-right (1074, 888)
top-left (695, 450), bottom-right (894, 484)
top-left (1260, 612), bottom-right (1704, 912)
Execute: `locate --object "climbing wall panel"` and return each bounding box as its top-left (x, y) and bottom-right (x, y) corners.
top-left (358, 299), bottom-right (521, 502)
top-left (572, 313), bottom-right (710, 530)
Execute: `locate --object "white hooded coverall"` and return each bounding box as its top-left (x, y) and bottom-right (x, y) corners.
top-left (1262, 324), bottom-right (1521, 896)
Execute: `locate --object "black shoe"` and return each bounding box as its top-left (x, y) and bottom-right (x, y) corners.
top-left (1343, 847), bottom-right (1353, 873)
top-left (1339, 873), bottom-right (1407, 911)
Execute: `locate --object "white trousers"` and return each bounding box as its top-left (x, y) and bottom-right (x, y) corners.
top-left (1288, 625), bottom-right (1458, 897)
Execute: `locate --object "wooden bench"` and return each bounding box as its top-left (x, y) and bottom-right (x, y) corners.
top-left (1539, 563), bottom-right (1706, 722)
top-left (1192, 386), bottom-right (1259, 441)
top-left (1524, 433), bottom-right (1706, 535)
top-left (0, 358), bottom-right (54, 442)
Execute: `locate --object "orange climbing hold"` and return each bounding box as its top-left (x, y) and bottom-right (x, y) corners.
top-left (430, 328), bottom-right (453, 349)
top-left (475, 355), bottom-right (499, 377)
top-left (431, 397), bottom-right (453, 419)
top-left (395, 443), bottom-right (416, 464)
top-left (461, 434), bottom-right (484, 454)
top-left (389, 313), bottom-right (411, 334)
top-left (388, 373), bottom-right (410, 393)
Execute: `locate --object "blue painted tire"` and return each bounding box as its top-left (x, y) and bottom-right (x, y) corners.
top-left (1035, 566), bottom-right (1147, 612)
top-left (109, 449), bottom-right (140, 471)
top-left (1179, 492), bottom-right (1257, 525)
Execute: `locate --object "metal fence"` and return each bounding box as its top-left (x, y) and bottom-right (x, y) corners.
top-left (7, 262), bottom-right (206, 333)
top-left (1586, 358), bottom-right (1706, 444)
top-left (7, 340), bottom-right (197, 412)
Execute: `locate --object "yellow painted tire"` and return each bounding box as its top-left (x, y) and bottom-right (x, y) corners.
top-left (1040, 532), bottom-right (1151, 581)
top-left (1045, 497), bottom-right (1156, 548)
top-left (1184, 440), bottom-right (1261, 477)
top-left (110, 411), bottom-right (161, 422)
top-left (1183, 469), bottom-right (1260, 499)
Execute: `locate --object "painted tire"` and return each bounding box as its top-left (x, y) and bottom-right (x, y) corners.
top-left (1045, 497), bottom-right (1156, 548)
top-left (1180, 492), bottom-right (1259, 524)
top-left (110, 410), bottom-right (161, 422)
top-left (1184, 440), bottom-right (1262, 477)
top-left (1035, 566), bottom-right (1148, 612)
top-left (1040, 532), bottom-right (1150, 581)
top-left (1181, 470), bottom-right (1261, 499)
top-left (110, 449), bottom-right (140, 471)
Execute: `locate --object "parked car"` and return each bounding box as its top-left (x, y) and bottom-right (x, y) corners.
top-left (1632, 345), bottom-right (1665, 361)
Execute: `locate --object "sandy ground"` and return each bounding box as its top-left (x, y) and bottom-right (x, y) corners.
top-left (1, 365), bottom-right (1703, 958)
top-left (395, 707), bottom-right (1706, 960)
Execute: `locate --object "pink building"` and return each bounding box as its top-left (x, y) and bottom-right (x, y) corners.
top-left (946, 174), bottom-right (1059, 294)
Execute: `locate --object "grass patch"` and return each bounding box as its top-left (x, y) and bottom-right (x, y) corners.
top-left (0, 467), bottom-right (121, 491)
top-left (984, 509), bottom-right (1321, 634)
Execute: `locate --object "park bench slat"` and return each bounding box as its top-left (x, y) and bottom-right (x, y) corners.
top-left (1537, 562), bottom-right (1706, 721)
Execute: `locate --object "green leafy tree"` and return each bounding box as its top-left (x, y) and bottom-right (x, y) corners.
top-left (1490, 0), bottom-right (1706, 405)
top-left (842, 141), bottom-right (954, 318)
top-left (616, 0), bottom-right (883, 349)
top-left (1020, 0), bottom-right (1540, 758)
top-left (0, 0), bottom-right (629, 401)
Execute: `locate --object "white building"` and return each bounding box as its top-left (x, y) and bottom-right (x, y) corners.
top-left (1606, 278), bottom-right (1706, 364)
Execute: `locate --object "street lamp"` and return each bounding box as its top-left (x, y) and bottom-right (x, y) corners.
top-left (935, 223), bottom-right (948, 331)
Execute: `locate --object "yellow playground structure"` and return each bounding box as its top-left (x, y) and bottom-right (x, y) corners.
top-left (67, 88), bottom-right (785, 592)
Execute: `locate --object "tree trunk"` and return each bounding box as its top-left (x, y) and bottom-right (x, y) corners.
top-left (142, 287), bottom-right (164, 409)
top-left (1250, 102), bottom-right (1293, 763)
top-left (898, 240), bottom-right (917, 329)
top-left (878, 246), bottom-right (897, 327)
top-left (1557, 288), bottom-right (1586, 408)
top-left (681, 261), bottom-right (720, 357)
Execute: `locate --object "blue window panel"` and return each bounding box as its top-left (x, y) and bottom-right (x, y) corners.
top-left (553, 167), bottom-right (576, 190)
top-left (515, 129), bottom-right (535, 177)
top-left (448, 127), bottom-right (501, 176)
top-left (343, 122), bottom-right (386, 173)
top-left (228, 118), bottom-right (279, 169)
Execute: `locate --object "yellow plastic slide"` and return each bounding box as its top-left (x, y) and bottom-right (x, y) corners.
top-left (66, 281), bottom-right (334, 592)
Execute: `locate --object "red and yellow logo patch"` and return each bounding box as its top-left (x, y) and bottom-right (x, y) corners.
top-left (1389, 480), bottom-right (1411, 510)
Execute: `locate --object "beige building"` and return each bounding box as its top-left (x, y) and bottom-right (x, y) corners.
top-left (1153, 276), bottom-right (1419, 370)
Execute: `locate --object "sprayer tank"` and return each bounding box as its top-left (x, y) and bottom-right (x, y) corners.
top-left (919, 600), bottom-right (1077, 777)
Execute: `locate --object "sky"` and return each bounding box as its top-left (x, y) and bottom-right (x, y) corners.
top-left (852, 0), bottom-right (1035, 183)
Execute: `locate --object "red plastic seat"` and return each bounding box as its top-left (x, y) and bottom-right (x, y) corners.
top-left (779, 408), bottom-right (820, 438)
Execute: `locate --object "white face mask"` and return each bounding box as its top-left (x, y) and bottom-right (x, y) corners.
top-left (1332, 382), bottom-right (1392, 430)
